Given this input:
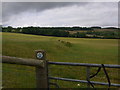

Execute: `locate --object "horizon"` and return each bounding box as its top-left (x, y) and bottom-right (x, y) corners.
top-left (1, 25), bottom-right (119, 28)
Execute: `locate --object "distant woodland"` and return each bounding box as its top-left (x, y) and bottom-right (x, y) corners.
top-left (2, 26), bottom-right (120, 39)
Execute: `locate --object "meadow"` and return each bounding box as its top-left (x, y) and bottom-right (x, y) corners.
top-left (2, 32), bottom-right (119, 88)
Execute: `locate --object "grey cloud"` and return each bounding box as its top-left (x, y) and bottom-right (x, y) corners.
top-left (2, 2), bottom-right (118, 27)
top-left (118, 2), bottom-right (120, 27)
top-left (0, 2), bottom-right (2, 25)
top-left (2, 2), bottom-right (88, 23)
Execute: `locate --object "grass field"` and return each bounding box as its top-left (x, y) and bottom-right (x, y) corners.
top-left (68, 28), bottom-right (118, 34)
top-left (2, 32), bottom-right (119, 88)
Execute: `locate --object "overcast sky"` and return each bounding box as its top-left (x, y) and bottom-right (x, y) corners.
top-left (2, 2), bottom-right (118, 27)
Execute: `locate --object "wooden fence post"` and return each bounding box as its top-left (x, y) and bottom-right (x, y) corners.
top-left (35, 50), bottom-right (48, 89)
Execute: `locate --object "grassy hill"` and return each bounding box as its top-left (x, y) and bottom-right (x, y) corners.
top-left (2, 32), bottom-right (119, 88)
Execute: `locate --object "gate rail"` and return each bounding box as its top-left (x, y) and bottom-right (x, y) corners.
top-left (48, 62), bottom-right (120, 87)
top-left (48, 61), bottom-right (120, 68)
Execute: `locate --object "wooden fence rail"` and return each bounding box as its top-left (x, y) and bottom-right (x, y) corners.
top-left (2, 50), bottom-right (49, 88)
top-left (2, 56), bottom-right (44, 67)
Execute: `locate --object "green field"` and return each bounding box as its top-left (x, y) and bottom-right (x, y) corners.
top-left (2, 32), bottom-right (119, 88)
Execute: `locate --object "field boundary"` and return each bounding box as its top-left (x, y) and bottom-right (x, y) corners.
top-left (2, 50), bottom-right (120, 88)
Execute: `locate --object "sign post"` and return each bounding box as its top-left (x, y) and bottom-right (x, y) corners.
top-left (35, 50), bottom-right (48, 89)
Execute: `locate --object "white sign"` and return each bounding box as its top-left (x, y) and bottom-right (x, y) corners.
top-left (37, 52), bottom-right (43, 59)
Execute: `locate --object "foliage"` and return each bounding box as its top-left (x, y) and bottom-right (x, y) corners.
top-left (2, 26), bottom-right (120, 39)
top-left (58, 40), bottom-right (72, 47)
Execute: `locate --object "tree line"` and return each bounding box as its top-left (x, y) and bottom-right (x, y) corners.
top-left (2, 26), bottom-right (120, 39)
